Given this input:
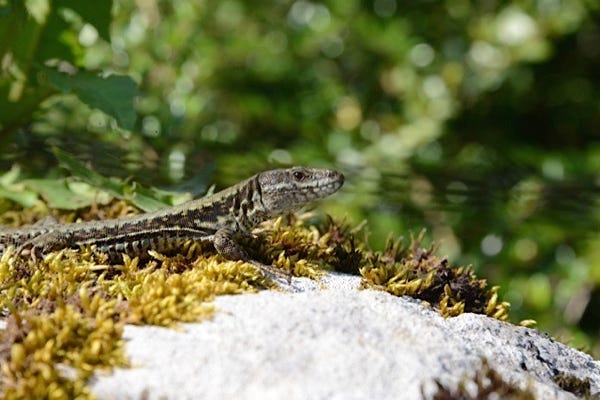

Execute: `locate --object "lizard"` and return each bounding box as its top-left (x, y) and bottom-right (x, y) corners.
top-left (0, 166), bottom-right (344, 282)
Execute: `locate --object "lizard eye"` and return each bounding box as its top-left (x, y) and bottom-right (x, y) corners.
top-left (293, 170), bottom-right (306, 181)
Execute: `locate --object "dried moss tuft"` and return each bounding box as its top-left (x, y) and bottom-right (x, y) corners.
top-left (359, 231), bottom-right (510, 320)
top-left (430, 359), bottom-right (535, 400)
top-left (552, 371), bottom-right (592, 398)
top-left (249, 216), bottom-right (511, 321)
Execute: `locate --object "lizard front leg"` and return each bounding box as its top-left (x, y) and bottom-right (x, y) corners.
top-left (213, 227), bottom-right (291, 284)
top-left (213, 227), bottom-right (250, 261)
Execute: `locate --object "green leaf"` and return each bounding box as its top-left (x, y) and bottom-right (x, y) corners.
top-left (0, 186), bottom-right (38, 208)
top-left (34, 7), bottom-right (78, 64)
top-left (54, 0), bottom-right (113, 42)
top-left (44, 67), bottom-right (139, 131)
top-left (126, 184), bottom-right (177, 212)
top-left (0, 166), bottom-right (39, 207)
top-left (53, 149), bottom-right (188, 212)
top-left (53, 148), bottom-right (120, 192)
top-left (22, 179), bottom-right (104, 210)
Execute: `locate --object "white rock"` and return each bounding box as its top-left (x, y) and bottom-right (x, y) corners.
top-left (91, 273), bottom-right (600, 400)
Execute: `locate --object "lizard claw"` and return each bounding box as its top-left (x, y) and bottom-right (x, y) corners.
top-left (247, 260), bottom-right (292, 286)
top-left (15, 243), bottom-right (44, 263)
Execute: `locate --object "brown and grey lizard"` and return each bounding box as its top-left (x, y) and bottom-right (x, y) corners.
top-left (0, 166), bottom-right (344, 281)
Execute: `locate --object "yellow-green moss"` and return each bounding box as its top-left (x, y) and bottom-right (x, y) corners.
top-left (0, 296), bottom-right (125, 399)
top-left (247, 213), bottom-right (360, 279)
top-left (0, 202), bottom-right (515, 397)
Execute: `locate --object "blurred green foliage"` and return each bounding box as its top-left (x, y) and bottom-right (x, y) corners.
top-left (1, 0), bottom-right (600, 354)
top-left (0, 0), bottom-right (137, 134)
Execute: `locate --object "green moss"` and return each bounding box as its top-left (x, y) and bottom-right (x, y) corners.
top-left (430, 359), bottom-right (535, 400)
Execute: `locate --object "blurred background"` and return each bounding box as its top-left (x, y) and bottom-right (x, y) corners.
top-left (1, 0), bottom-right (600, 354)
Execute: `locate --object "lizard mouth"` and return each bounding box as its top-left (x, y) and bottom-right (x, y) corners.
top-left (323, 176), bottom-right (344, 194)
top-left (318, 170), bottom-right (344, 195)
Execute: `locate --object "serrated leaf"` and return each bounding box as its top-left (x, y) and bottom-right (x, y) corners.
top-left (44, 67), bottom-right (139, 131)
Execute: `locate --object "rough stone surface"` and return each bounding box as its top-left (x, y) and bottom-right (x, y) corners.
top-left (91, 273), bottom-right (600, 400)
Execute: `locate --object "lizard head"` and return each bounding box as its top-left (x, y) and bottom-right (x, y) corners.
top-left (258, 166), bottom-right (344, 216)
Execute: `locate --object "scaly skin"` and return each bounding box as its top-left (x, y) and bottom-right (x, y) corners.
top-left (0, 167), bottom-right (344, 280)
